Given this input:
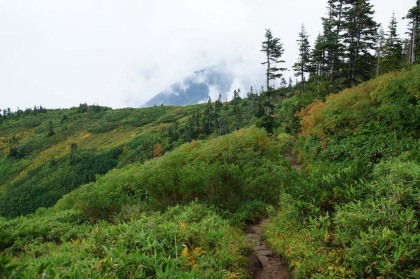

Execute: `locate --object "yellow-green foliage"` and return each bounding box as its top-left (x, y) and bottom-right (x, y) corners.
top-left (297, 65), bottom-right (420, 163)
top-left (0, 97), bottom-right (268, 217)
top-left (0, 105), bottom-right (196, 216)
top-left (1, 203), bottom-right (250, 278)
top-left (57, 127), bottom-right (295, 221)
top-left (265, 197), bottom-right (348, 278)
top-left (266, 156), bottom-right (419, 278)
top-left (298, 65), bottom-right (420, 139)
top-left (265, 67), bottom-right (420, 278)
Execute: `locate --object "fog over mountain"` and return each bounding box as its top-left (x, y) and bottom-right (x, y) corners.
top-left (143, 68), bottom-right (235, 107)
top-left (1, 0), bottom-right (412, 109)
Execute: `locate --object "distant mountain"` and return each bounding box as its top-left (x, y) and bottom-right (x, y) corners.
top-left (143, 68), bottom-right (234, 107)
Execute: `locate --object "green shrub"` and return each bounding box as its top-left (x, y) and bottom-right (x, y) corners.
top-left (133, 127), bottom-right (293, 212)
top-left (0, 209), bottom-right (86, 253)
top-left (54, 165), bottom-right (143, 222)
top-left (57, 127), bottom-right (294, 221)
top-left (333, 159), bottom-right (420, 278)
top-left (9, 203), bottom-right (248, 278)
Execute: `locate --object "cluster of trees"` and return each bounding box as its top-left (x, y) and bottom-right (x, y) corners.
top-left (0, 106), bottom-right (47, 123)
top-left (261, 0), bottom-right (420, 97)
top-left (160, 90), bottom-right (267, 145)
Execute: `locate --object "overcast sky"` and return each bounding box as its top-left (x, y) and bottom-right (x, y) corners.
top-left (0, 0), bottom-right (415, 110)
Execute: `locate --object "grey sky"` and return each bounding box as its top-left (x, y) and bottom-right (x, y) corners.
top-left (0, 0), bottom-right (415, 109)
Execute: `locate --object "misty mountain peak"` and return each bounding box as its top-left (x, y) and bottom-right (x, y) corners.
top-left (143, 68), bottom-right (234, 107)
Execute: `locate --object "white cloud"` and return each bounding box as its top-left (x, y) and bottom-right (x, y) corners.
top-left (0, 0), bottom-right (415, 109)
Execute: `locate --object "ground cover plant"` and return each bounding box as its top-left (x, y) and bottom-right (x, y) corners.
top-left (1, 66), bottom-right (419, 278)
top-left (265, 65), bottom-right (420, 278)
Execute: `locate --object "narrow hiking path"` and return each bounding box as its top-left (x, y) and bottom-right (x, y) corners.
top-left (245, 151), bottom-right (302, 278)
top-left (247, 219), bottom-right (291, 279)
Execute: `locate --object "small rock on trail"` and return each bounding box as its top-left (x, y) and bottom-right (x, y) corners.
top-left (247, 219), bottom-right (291, 279)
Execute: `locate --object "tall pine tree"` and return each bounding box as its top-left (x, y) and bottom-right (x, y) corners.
top-left (324, 0), bottom-right (346, 86)
top-left (380, 13), bottom-right (403, 73)
top-left (259, 29), bottom-right (286, 133)
top-left (261, 29), bottom-right (286, 92)
top-left (375, 27), bottom-right (384, 76)
top-left (293, 24), bottom-right (311, 93)
top-left (406, 0), bottom-right (420, 64)
top-left (310, 33), bottom-right (329, 90)
top-left (342, 0), bottom-right (378, 86)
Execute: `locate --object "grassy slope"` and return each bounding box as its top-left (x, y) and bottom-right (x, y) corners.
top-left (0, 127), bottom-right (293, 278)
top-left (265, 65), bottom-right (420, 278)
top-left (0, 105), bottom-right (196, 216)
top-left (0, 66), bottom-right (418, 278)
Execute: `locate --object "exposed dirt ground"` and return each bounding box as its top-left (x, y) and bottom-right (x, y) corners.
top-left (247, 219), bottom-right (291, 279)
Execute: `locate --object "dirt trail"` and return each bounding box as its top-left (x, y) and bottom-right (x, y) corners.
top-left (247, 219), bottom-right (291, 279)
top-left (285, 152), bottom-right (302, 171)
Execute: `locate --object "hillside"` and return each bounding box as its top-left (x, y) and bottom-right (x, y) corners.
top-left (0, 105), bottom-right (201, 216)
top-left (0, 65), bottom-right (419, 278)
top-left (0, 93), bottom-right (268, 217)
top-left (266, 66), bottom-right (420, 278)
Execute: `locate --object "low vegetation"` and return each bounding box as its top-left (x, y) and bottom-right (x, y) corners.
top-left (1, 66), bottom-right (419, 278)
top-left (265, 65), bottom-right (420, 278)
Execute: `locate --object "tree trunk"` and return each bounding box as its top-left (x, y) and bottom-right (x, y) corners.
top-left (410, 19), bottom-right (417, 63)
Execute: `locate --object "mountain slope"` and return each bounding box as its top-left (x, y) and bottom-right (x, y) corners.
top-left (0, 66), bottom-right (418, 278)
top-left (266, 65), bottom-right (420, 278)
top-left (0, 105), bottom-right (197, 216)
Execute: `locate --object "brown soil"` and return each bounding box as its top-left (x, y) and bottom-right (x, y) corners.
top-left (285, 152), bottom-right (302, 171)
top-left (247, 219), bottom-right (291, 279)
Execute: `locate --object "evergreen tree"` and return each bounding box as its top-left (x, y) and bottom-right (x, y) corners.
top-left (406, 0), bottom-right (420, 64)
top-left (221, 101), bottom-right (229, 135)
top-left (293, 24), bottom-right (311, 93)
top-left (280, 77), bottom-right (287, 88)
top-left (288, 77), bottom-right (293, 89)
top-left (247, 87), bottom-right (258, 118)
top-left (214, 94), bottom-right (223, 134)
top-left (342, 0), bottom-right (378, 86)
top-left (380, 13), bottom-right (404, 73)
top-left (261, 29), bottom-right (286, 92)
top-left (375, 27), bottom-right (385, 76)
top-left (310, 33), bottom-right (328, 88)
top-left (47, 121), bottom-right (55, 137)
top-left (203, 97), bottom-right (213, 135)
top-left (70, 143), bottom-right (77, 165)
top-left (232, 89), bottom-right (242, 130)
top-left (323, 0), bottom-right (346, 87)
top-left (261, 29), bottom-right (286, 118)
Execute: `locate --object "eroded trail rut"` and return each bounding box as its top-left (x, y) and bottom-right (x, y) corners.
top-left (247, 219), bottom-right (291, 279)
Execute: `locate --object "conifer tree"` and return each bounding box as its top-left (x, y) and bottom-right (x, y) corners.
top-left (232, 89), bottom-right (242, 130)
top-left (261, 29), bottom-right (286, 92)
top-left (380, 13), bottom-right (403, 73)
top-left (214, 94), bottom-right (223, 134)
top-left (310, 34), bottom-right (328, 88)
top-left (406, 0), bottom-right (420, 64)
top-left (261, 29), bottom-right (286, 117)
top-left (342, 0), bottom-right (378, 86)
top-left (47, 121), bottom-right (55, 137)
top-left (323, 0), bottom-right (346, 86)
top-left (280, 77), bottom-right (287, 88)
top-left (375, 27), bottom-right (385, 76)
top-left (288, 77), bottom-right (293, 89)
top-left (293, 24), bottom-right (311, 93)
top-left (203, 97), bottom-right (213, 134)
